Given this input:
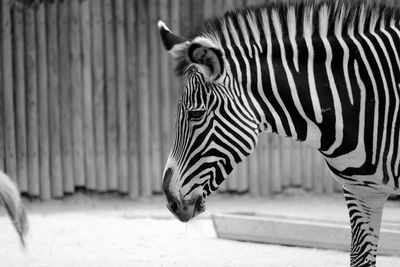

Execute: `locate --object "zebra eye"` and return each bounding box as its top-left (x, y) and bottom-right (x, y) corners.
top-left (188, 110), bottom-right (206, 120)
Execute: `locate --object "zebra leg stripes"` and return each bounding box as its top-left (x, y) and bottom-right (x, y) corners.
top-left (343, 185), bottom-right (389, 267)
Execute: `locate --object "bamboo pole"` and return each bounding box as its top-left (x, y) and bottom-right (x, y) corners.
top-left (36, 3), bottom-right (51, 200)
top-left (91, 0), bottom-right (108, 192)
top-left (2, 0), bottom-right (17, 185)
top-left (59, 0), bottom-right (74, 193)
top-left (138, 0), bottom-right (151, 196)
top-left (25, 7), bottom-right (40, 196)
top-left (148, 0), bottom-right (162, 193)
top-left (12, 6), bottom-right (28, 192)
top-left (70, 0), bottom-right (85, 187)
top-left (126, 0), bottom-right (139, 197)
top-left (103, 0), bottom-right (118, 191)
top-left (115, 0), bottom-right (129, 193)
top-left (47, 0), bottom-right (63, 198)
top-left (80, 0), bottom-right (96, 190)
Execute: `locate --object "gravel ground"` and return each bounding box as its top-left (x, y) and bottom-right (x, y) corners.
top-left (1, 194), bottom-right (400, 267)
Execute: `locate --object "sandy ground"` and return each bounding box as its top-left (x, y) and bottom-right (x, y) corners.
top-left (1, 193), bottom-right (400, 267)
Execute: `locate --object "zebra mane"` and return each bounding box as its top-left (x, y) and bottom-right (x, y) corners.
top-left (174, 0), bottom-right (400, 76)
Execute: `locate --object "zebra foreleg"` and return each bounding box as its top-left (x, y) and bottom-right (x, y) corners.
top-left (343, 185), bottom-right (389, 267)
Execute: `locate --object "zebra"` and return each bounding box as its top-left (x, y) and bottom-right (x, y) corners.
top-left (158, 0), bottom-right (400, 266)
top-left (0, 171), bottom-right (28, 246)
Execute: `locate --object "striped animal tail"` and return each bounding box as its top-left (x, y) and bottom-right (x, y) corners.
top-left (0, 172), bottom-right (28, 247)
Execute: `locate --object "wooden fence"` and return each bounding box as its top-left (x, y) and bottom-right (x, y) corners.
top-left (0, 0), bottom-right (397, 200)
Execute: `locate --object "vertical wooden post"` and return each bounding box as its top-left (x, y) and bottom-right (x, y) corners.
top-left (103, 0), bottom-right (118, 191)
top-left (258, 134), bottom-right (270, 196)
top-left (214, 0), bottom-right (224, 17)
top-left (59, 1), bottom-right (74, 193)
top-left (126, 0), bottom-right (139, 197)
top-left (248, 148), bottom-right (260, 196)
top-left (290, 140), bottom-right (302, 187)
top-left (179, 0), bottom-right (191, 35)
top-left (36, 2), bottom-right (51, 200)
top-left (80, 0), bottom-right (96, 190)
top-left (224, 0), bottom-right (235, 13)
top-left (203, 0), bottom-right (214, 19)
top-left (47, 0), bottom-right (63, 198)
top-left (0, 0), bottom-right (4, 173)
top-left (280, 138), bottom-right (291, 187)
top-left (159, 0), bottom-right (171, 175)
top-left (25, 6), bottom-right (40, 196)
top-left (2, 0), bottom-right (17, 184)
top-left (169, 0), bottom-right (181, 112)
top-left (12, 6), bottom-right (28, 192)
top-left (138, 0), bottom-right (151, 196)
top-left (237, 160), bottom-right (249, 193)
top-left (70, 0), bottom-right (85, 187)
top-left (313, 151), bottom-right (324, 194)
top-left (115, 0), bottom-right (129, 193)
top-left (166, 1), bottom-right (176, 156)
top-left (270, 135), bottom-right (282, 193)
top-left (148, 0), bottom-right (162, 193)
top-left (191, 0), bottom-right (203, 26)
top-left (91, 0), bottom-right (108, 192)
top-left (168, 0), bottom-right (181, 173)
top-left (302, 145), bottom-right (314, 191)
top-left (323, 160), bottom-right (334, 194)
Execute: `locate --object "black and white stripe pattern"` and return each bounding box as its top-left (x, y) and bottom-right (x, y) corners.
top-left (161, 1), bottom-right (400, 265)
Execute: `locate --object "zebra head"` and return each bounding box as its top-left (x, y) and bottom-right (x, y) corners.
top-left (158, 21), bottom-right (261, 222)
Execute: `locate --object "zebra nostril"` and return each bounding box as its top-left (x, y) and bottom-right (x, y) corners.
top-left (169, 200), bottom-right (179, 213)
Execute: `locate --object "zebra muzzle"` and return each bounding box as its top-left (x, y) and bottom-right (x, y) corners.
top-left (167, 195), bottom-right (205, 222)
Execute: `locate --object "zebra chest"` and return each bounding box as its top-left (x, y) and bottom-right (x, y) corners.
top-left (325, 155), bottom-right (400, 194)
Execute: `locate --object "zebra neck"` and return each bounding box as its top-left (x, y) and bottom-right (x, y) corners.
top-left (215, 2), bottom-right (400, 152)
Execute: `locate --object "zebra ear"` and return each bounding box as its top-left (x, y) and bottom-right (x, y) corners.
top-left (158, 20), bottom-right (188, 57)
top-left (187, 41), bottom-right (224, 81)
